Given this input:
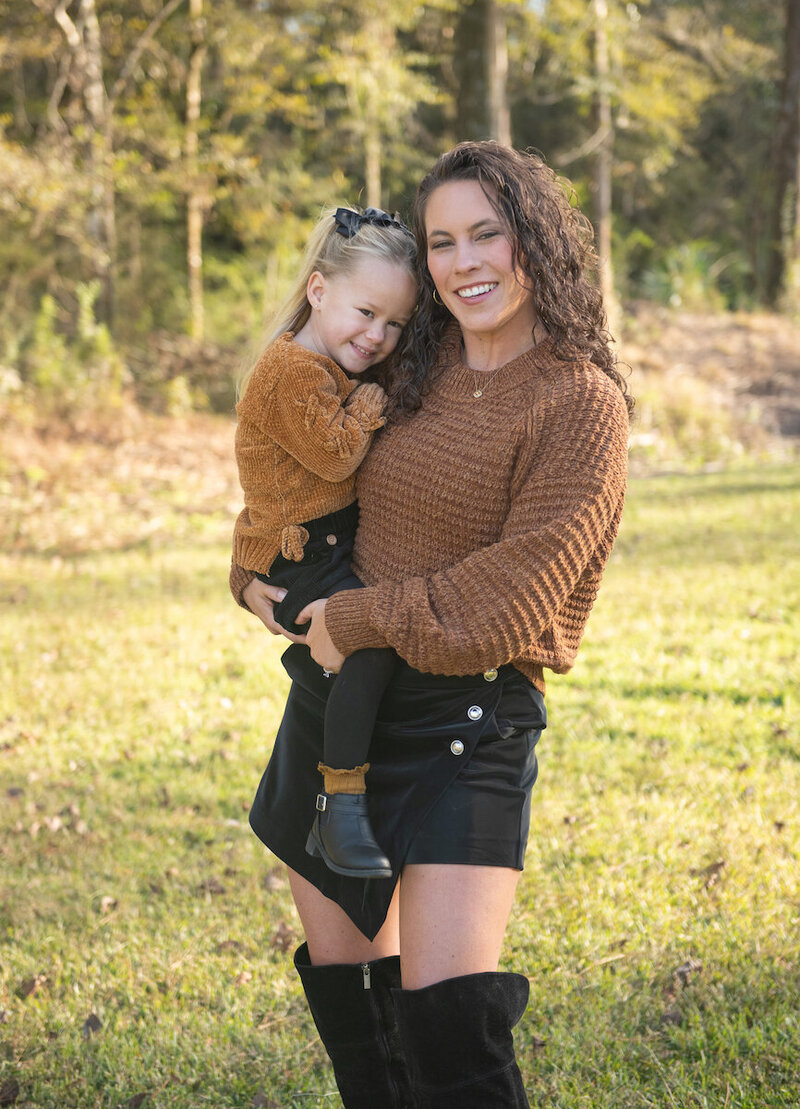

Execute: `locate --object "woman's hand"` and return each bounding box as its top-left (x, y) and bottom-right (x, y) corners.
top-left (296, 598), bottom-right (346, 673)
top-left (242, 578), bottom-right (305, 642)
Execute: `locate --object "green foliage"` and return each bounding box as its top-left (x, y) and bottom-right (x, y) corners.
top-left (0, 0), bottom-right (794, 390)
top-left (639, 240), bottom-right (729, 311)
top-left (0, 444), bottom-right (798, 1106)
top-left (23, 282), bottom-right (128, 417)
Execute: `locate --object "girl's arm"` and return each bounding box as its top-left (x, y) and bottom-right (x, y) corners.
top-left (238, 355), bottom-right (386, 483)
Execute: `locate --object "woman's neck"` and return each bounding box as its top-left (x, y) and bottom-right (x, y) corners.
top-left (460, 321), bottom-right (547, 373)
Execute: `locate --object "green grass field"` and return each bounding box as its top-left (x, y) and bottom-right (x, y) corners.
top-left (1, 456), bottom-right (798, 1108)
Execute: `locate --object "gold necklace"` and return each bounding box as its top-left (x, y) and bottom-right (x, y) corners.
top-left (471, 365), bottom-right (505, 398)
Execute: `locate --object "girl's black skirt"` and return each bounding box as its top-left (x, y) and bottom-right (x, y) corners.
top-left (249, 643), bottom-right (547, 940)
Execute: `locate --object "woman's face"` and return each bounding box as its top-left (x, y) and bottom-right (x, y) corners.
top-left (424, 179), bottom-right (537, 355)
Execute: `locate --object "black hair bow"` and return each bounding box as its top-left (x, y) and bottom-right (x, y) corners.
top-left (333, 207), bottom-right (412, 239)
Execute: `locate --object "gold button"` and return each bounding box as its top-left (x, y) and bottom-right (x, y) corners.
top-left (326, 534), bottom-right (337, 545)
top-left (483, 668), bottom-right (498, 682)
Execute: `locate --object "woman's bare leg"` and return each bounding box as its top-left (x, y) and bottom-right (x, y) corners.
top-left (398, 864), bottom-right (521, 989)
top-left (287, 866), bottom-right (401, 965)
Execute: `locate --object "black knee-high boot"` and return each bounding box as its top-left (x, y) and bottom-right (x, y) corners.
top-left (293, 942), bottom-right (413, 1109)
top-left (393, 970), bottom-right (531, 1107)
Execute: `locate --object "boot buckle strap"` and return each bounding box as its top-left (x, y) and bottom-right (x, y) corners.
top-left (315, 793), bottom-right (328, 812)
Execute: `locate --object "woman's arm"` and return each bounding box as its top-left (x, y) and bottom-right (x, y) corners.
top-left (323, 373), bottom-right (629, 675)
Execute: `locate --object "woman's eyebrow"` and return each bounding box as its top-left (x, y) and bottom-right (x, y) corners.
top-left (427, 218), bottom-right (499, 238)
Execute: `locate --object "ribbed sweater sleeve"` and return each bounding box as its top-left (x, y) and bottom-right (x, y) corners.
top-left (238, 354), bottom-right (386, 482)
top-left (324, 368), bottom-right (628, 676)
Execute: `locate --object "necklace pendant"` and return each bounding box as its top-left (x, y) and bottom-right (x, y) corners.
top-left (473, 388), bottom-right (483, 398)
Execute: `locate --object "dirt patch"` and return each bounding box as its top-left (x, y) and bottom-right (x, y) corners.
top-left (620, 303), bottom-right (800, 440)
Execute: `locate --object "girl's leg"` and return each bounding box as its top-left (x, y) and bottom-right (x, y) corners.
top-left (323, 647), bottom-right (398, 767)
top-left (395, 864), bottom-right (531, 1108)
top-left (287, 869), bottom-right (411, 1108)
top-left (307, 647), bottom-right (399, 879)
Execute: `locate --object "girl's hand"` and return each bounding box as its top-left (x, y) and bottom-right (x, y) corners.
top-left (242, 578), bottom-right (305, 642)
top-left (296, 598), bottom-right (346, 673)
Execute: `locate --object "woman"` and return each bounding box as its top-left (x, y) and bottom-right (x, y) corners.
top-left (232, 141), bottom-right (632, 1108)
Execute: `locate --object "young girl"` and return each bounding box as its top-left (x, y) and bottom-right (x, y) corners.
top-left (232, 206), bottom-right (417, 880)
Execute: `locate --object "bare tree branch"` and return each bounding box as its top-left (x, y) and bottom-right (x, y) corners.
top-left (110, 0), bottom-right (188, 104)
top-left (555, 124), bottom-right (612, 167)
top-left (652, 27), bottom-right (728, 81)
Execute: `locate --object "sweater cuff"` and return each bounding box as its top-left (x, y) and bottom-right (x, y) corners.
top-left (230, 560), bottom-right (256, 611)
top-left (325, 588), bottom-right (388, 656)
top-left (346, 382), bottom-right (387, 431)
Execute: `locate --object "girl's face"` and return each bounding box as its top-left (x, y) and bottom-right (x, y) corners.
top-left (304, 256), bottom-right (417, 375)
top-left (424, 179), bottom-right (536, 356)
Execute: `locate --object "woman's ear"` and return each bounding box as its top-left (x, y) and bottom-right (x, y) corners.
top-left (306, 270), bottom-right (326, 310)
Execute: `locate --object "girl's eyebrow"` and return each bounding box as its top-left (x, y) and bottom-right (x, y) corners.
top-left (426, 218), bottom-right (500, 238)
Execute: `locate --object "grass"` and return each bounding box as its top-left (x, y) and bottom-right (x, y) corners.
top-left (1, 443), bottom-right (798, 1108)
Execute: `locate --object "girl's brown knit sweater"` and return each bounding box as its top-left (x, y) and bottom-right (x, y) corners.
top-left (232, 333), bottom-right (387, 573)
top-left (231, 329), bottom-right (629, 693)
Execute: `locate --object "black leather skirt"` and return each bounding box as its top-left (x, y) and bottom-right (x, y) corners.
top-left (249, 643), bottom-right (547, 940)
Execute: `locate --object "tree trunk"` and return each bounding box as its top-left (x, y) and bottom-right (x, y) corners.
top-left (80, 0), bottom-right (116, 325)
top-left (364, 91), bottom-right (382, 208)
top-left (186, 0), bottom-right (206, 342)
top-left (766, 0), bottom-right (800, 309)
top-left (455, 0), bottom-right (510, 144)
top-left (488, 1), bottom-right (511, 146)
top-left (592, 0), bottom-right (617, 330)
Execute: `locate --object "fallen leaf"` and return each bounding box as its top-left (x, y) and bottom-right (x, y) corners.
top-left (262, 870), bottom-right (287, 891)
top-left (270, 920), bottom-right (296, 953)
top-left (16, 973), bottom-right (46, 999)
top-left (100, 895), bottom-right (118, 914)
top-left (198, 877), bottom-right (226, 895)
top-left (252, 1094), bottom-right (279, 1108)
top-left (216, 940), bottom-right (243, 954)
top-left (672, 959), bottom-right (703, 987)
top-left (235, 971), bottom-right (253, 987)
top-left (0, 1078), bottom-right (20, 1105)
top-left (660, 1006), bottom-right (682, 1025)
top-left (82, 1013), bottom-right (102, 1039)
top-left (690, 860), bottom-right (725, 889)
top-left (120, 1094), bottom-right (149, 1108)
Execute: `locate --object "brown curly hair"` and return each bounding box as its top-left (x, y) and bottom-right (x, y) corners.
top-left (380, 141), bottom-right (633, 418)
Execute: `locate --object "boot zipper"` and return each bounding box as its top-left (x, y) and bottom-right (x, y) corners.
top-left (361, 962), bottom-right (371, 989)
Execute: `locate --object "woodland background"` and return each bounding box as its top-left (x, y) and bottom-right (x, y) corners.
top-left (1, 0), bottom-right (800, 439)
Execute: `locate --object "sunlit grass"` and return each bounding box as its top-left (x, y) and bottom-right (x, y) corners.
top-left (1, 463), bottom-right (798, 1107)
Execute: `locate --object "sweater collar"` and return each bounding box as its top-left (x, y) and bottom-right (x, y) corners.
top-left (434, 321), bottom-right (556, 400)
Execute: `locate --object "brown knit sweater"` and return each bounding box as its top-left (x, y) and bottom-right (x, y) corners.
top-left (231, 329), bottom-right (629, 693)
top-left (232, 332), bottom-right (387, 573)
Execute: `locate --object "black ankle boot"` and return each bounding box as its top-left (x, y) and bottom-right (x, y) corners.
top-left (305, 792), bottom-right (392, 878)
top-left (394, 970), bottom-right (531, 1107)
top-left (294, 942), bottom-right (413, 1109)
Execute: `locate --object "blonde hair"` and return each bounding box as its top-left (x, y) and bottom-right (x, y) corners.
top-left (239, 206), bottom-right (416, 398)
